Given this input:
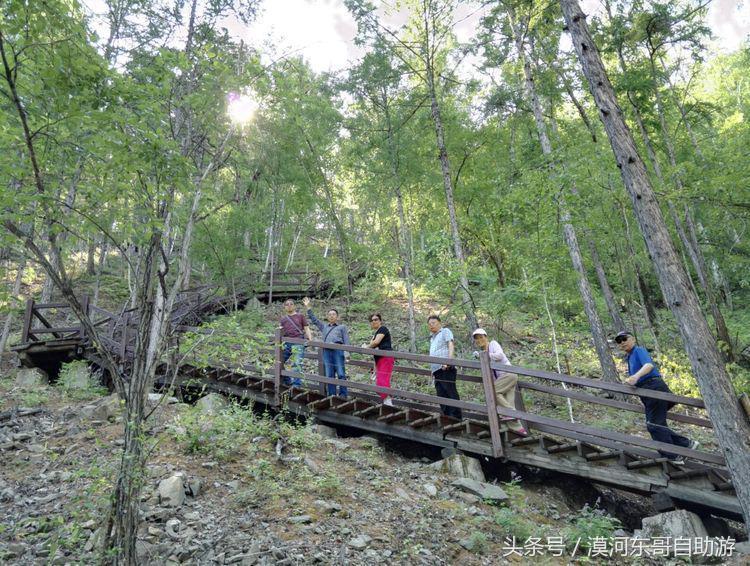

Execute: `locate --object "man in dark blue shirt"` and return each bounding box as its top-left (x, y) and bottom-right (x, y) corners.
top-left (615, 331), bottom-right (699, 464)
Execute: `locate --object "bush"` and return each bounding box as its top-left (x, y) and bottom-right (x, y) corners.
top-left (58, 360), bottom-right (107, 400)
top-left (564, 504), bottom-right (621, 550)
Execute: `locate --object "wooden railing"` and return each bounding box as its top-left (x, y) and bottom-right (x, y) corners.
top-left (271, 333), bottom-right (723, 467)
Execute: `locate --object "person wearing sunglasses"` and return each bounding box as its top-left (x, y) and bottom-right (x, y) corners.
top-left (363, 314), bottom-right (394, 406)
top-left (615, 331), bottom-right (699, 464)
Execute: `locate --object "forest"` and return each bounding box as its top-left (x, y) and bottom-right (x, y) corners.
top-left (1, 0), bottom-right (750, 563)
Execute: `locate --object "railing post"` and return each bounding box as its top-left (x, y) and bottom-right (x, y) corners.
top-left (80, 295), bottom-right (89, 341)
top-left (317, 345), bottom-right (326, 396)
top-left (21, 299), bottom-right (34, 343)
top-left (119, 313), bottom-right (129, 360)
top-left (273, 328), bottom-right (283, 407)
top-left (479, 351), bottom-right (504, 458)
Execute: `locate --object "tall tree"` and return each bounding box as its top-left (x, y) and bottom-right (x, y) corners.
top-left (560, 0), bottom-right (750, 532)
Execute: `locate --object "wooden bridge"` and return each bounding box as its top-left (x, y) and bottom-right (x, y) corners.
top-left (10, 292), bottom-right (744, 525)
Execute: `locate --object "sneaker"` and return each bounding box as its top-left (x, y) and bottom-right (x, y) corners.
top-left (689, 440), bottom-right (700, 451)
top-left (383, 397), bottom-right (394, 407)
top-left (514, 427), bottom-right (529, 437)
top-left (669, 458), bottom-right (685, 466)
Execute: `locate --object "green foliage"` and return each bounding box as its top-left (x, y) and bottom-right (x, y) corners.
top-left (493, 507), bottom-right (535, 542)
top-left (19, 389), bottom-right (50, 407)
top-left (564, 504), bottom-right (621, 550)
top-left (57, 360), bottom-right (108, 401)
top-left (173, 403), bottom-right (275, 462)
top-left (178, 307), bottom-right (275, 369)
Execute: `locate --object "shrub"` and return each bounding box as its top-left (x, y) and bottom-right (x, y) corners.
top-left (564, 504), bottom-right (621, 550)
top-left (58, 360), bottom-right (108, 400)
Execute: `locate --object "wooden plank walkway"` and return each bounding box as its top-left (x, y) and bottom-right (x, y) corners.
top-left (11, 288), bottom-right (744, 523)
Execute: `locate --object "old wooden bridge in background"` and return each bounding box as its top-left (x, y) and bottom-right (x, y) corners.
top-left (11, 287), bottom-right (744, 524)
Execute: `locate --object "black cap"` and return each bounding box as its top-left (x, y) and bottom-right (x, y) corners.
top-left (615, 331), bottom-right (631, 339)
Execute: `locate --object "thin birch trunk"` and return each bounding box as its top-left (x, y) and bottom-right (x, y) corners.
top-left (0, 258), bottom-right (25, 353)
top-left (511, 9), bottom-right (618, 382)
top-left (588, 238), bottom-right (625, 332)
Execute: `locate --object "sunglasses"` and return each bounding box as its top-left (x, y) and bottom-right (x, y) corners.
top-left (614, 335), bottom-right (630, 344)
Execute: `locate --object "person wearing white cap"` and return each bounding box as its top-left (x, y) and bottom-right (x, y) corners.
top-left (472, 328), bottom-right (527, 436)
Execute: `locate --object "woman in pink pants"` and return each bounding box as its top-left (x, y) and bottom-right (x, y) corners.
top-left (364, 313), bottom-right (394, 406)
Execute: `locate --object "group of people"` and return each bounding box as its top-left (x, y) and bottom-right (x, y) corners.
top-left (277, 298), bottom-right (528, 434)
top-left (279, 298), bottom-right (699, 462)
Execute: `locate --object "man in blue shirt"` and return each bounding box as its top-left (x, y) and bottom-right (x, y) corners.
top-left (303, 297), bottom-right (349, 397)
top-left (615, 331), bottom-right (699, 463)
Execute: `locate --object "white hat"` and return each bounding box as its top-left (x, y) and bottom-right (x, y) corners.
top-left (472, 328), bottom-right (487, 337)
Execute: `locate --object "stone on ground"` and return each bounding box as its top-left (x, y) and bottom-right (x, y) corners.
top-left (14, 368), bottom-right (48, 388)
top-left (158, 475), bottom-right (186, 507)
top-left (635, 509), bottom-right (709, 540)
top-left (195, 393), bottom-right (227, 415)
top-left (451, 478), bottom-right (509, 503)
top-left (314, 424), bottom-right (338, 438)
top-left (430, 454), bottom-right (486, 482)
top-left (81, 394), bottom-right (121, 422)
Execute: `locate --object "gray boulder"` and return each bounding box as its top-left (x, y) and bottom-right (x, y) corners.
top-left (451, 478), bottom-right (509, 503)
top-left (14, 368), bottom-right (48, 388)
top-left (158, 475), bottom-right (186, 507)
top-left (430, 454), bottom-right (486, 482)
top-left (635, 510), bottom-right (709, 540)
top-left (195, 393), bottom-right (227, 415)
top-left (85, 394), bottom-right (121, 422)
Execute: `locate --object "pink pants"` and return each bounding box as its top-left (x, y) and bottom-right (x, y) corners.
top-left (375, 356), bottom-right (395, 399)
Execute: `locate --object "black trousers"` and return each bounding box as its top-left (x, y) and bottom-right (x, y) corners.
top-left (639, 377), bottom-right (691, 459)
top-left (433, 366), bottom-right (462, 420)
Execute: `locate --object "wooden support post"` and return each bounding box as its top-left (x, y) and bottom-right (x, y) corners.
top-left (479, 351), bottom-right (504, 458)
top-left (317, 346), bottom-right (326, 396)
top-left (119, 313), bottom-right (129, 360)
top-left (21, 299), bottom-right (34, 343)
top-left (273, 328), bottom-right (283, 407)
top-left (80, 295), bottom-right (89, 341)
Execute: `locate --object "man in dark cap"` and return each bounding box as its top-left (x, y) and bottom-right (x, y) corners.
top-left (614, 331), bottom-right (699, 464)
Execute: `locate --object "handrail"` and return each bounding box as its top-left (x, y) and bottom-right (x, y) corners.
top-left (280, 336), bottom-right (705, 408)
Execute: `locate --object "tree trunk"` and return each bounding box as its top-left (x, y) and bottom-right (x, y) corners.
top-left (424, 36), bottom-right (477, 332)
top-left (86, 239), bottom-right (96, 275)
top-left (383, 96), bottom-right (417, 352)
top-left (588, 238), bottom-right (625, 332)
top-left (561, 0), bottom-right (750, 532)
top-left (511, 9), bottom-right (618, 381)
top-left (0, 258), bottom-right (25, 353)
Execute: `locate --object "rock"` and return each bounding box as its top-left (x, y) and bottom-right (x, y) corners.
top-left (147, 393), bottom-right (179, 405)
top-left (165, 518), bottom-right (182, 539)
top-left (5, 542), bottom-right (26, 558)
top-left (158, 476), bottom-right (186, 507)
top-left (735, 541), bottom-right (750, 556)
top-left (195, 393), bottom-right (227, 415)
top-left (314, 500), bottom-right (341, 514)
top-left (288, 515), bottom-right (312, 524)
top-left (187, 478), bottom-right (201, 498)
top-left (349, 534), bottom-right (372, 550)
top-left (314, 424), bottom-right (338, 438)
top-left (459, 538), bottom-right (476, 551)
top-left (395, 487), bottom-right (410, 500)
top-left (430, 454), bottom-right (485, 482)
top-left (613, 529), bottom-right (631, 538)
top-left (456, 492), bottom-right (479, 505)
top-left (423, 484), bottom-right (437, 497)
top-left (14, 368), bottom-right (48, 388)
top-left (136, 540), bottom-right (156, 561)
top-left (635, 510), bottom-right (709, 540)
top-left (84, 395), bottom-right (121, 422)
top-left (451, 478), bottom-right (509, 503)
top-left (83, 528), bottom-right (102, 552)
top-left (324, 439), bottom-right (349, 450)
top-left (304, 457), bottom-right (322, 474)
top-left (227, 480), bottom-right (240, 491)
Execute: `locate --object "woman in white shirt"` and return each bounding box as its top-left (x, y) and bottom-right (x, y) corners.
top-left (472, 328), bottom-right (527, 436)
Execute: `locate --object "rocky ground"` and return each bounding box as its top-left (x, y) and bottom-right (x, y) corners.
top-left (1, 361), bottom-right (748, 565)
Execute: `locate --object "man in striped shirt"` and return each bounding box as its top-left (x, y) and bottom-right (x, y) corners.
top-left (428, 315), bottom-right (462, 420)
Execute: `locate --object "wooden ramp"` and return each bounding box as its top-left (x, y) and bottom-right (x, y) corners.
top-left (11, 293), bottom-right (744, 523)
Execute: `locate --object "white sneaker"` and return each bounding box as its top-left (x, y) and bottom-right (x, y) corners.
top-left (383, 397), bottom-right (393, 407)
top-left (689, 440), bottom-right (700, 451)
